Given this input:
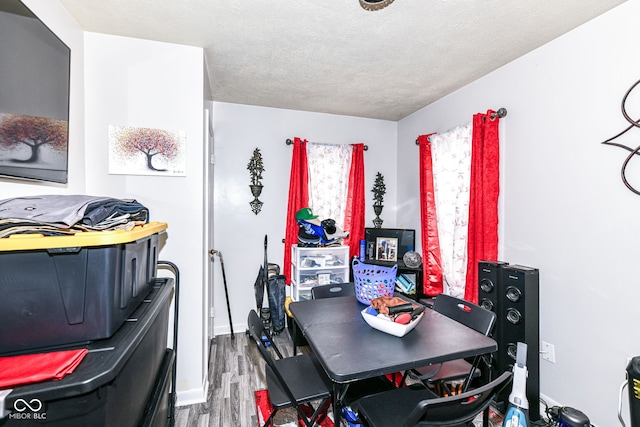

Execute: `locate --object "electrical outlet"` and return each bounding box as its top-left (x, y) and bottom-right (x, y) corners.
top-left (541, 341), bottom-right (556, 363)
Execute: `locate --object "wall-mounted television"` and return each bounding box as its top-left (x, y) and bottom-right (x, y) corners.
top-left (0, 0), bottom-right (71, 184)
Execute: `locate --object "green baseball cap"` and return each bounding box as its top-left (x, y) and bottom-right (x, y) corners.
top-left (296, 207), bottom-right (318, 221)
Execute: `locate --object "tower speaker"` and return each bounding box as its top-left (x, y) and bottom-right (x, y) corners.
top-left (495, 264), bottom-right (540, 420)
top-left (478, 260), bottom-right (509, 319)
top-left (477, 260), bottom-right (508, 393)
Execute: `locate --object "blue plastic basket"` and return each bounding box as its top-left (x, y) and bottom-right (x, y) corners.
top-left (352, 259), bottom-right (398, 305)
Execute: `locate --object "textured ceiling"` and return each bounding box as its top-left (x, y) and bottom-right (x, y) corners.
top-left (57, 0), bottom-right (626, 121)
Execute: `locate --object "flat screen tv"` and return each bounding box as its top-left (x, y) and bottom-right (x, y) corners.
top-left (364, 228), bottom-right (416, 263)
top-left (0, 0), bottom-right (71, 183)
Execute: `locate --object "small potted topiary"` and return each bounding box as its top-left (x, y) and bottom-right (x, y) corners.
top-left (372, 172), bottom-right (386, 228)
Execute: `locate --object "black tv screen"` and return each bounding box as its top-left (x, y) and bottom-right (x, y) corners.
top-left (0, 0), bottom-right (71, 183)
top-left (364, 228), bottom-right (416, 263)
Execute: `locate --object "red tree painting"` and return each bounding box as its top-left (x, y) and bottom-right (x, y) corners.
top-left (0, 114), bottom-right (68, 163)
top-left (111, 126), bottom-right (180, 172)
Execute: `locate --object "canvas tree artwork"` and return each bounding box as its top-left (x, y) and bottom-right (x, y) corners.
top-left (0, 113), bottom-right (69, 182)
top-left (109, 125), bottom-right (186, 176)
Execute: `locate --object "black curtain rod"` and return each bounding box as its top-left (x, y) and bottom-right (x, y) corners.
top-left (414, 107), bottom-right (507, 145)
top-left (286, 138), bottom-right (368, 151)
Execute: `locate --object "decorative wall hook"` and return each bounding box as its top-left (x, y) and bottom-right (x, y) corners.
top-left (248, 148), bottom-right (264, 214)
top-left (372, 172), bottom-right (386, 228)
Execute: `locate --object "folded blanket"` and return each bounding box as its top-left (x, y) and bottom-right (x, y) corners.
top-left (0, 349), bottom-right (88, 389)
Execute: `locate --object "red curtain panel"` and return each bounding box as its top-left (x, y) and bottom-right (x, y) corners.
top-left (343, 143), bottom-right (366, 259)
top-left (464, 111), bottom-right (500, 303)
top-left (417, 133), bottom-right (443, 297)
top-left (283, 137), bottom-right (309, 284)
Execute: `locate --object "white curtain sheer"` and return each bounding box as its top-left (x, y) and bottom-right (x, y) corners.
top-left (306, 142), bottom-right (352, 227)
top-left (429, 122), bottom-right (472, 298)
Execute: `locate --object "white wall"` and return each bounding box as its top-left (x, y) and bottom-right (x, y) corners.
top-left (397, 1), bottom-right (640, 425)
top-left (83, 33), bottom-right (207, 405)
top-left (210, 102), bottom-right (397, 336)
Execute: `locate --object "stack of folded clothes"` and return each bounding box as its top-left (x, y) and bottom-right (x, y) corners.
top-left (0, 195), bottom-right (149, 238)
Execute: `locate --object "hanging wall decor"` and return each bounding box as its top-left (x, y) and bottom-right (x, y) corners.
top-left (371, 172), bottom-right (386, 228)
top-left (108, 125), bottom-right (186, 176)
top-left (601, 77), bottom-right (640, 195)
top-left (248, 148), bottom-right (265, 214)
top-left (359, 0), bottom-right (395, 11)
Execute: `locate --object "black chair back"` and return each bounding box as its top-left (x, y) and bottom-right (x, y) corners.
top-left (248, 308), bottom-right (284, 359)
top-left (432, 293), bottom-right (496, 336)
top-left (356, 371), bottom-right (512, 427)
top-left (409, 371), bottom-right (512, 426)
top-left (311, 282), bottom-right (355, 299)
top-left (247, 309), bottom-right (332, 427)
top-left (248, 310), bottom-right (298, 402)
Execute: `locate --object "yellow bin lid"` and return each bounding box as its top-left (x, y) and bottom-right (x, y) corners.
top-left (0, 221), bottom-right (168, 251)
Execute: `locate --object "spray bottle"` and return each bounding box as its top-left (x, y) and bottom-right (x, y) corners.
top-left (503, 342), bottom-right (530, 427)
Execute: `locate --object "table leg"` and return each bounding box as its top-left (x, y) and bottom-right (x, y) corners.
top-left (332, 382), bottom-right (343, 426)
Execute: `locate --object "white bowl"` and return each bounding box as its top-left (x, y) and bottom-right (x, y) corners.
top-left (360, 305), bottom-right (424, 337)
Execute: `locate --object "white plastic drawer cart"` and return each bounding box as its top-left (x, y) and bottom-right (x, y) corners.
top-left (290, 245), bottom-right (350, 301)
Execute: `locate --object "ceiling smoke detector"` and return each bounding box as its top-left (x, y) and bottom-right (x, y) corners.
top-left (359, 0), bottom-right (395, 11)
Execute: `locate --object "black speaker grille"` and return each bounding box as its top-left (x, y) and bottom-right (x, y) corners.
top-left (496, 264), bottom-right (540, 421)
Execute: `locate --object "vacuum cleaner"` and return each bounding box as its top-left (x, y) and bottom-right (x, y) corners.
top-left (503, 342), bottom-right (530, 427)
top-left (502, 342), bottom-right (591, 427)
top-left (557, 407), bottom-right (590, 427)
top-left (620, 356), bottom-right (640, 427)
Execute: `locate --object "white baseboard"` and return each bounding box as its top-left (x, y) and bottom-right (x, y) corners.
top-left (213, 323), bottom-right (246, 337)
top-left (175, 377), bottom-right (209, 407)
top-left (539, 392), bottom-right (561, 410)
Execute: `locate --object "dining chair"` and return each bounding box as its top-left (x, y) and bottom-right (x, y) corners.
top-left (247, 310), bottom-right (333, 427)
top-left (404, 293), bottom-right (497, 395)
top-left (353, 371), bottom-right (512, 427)
top-left (311, 282), bottom-right (356, 299)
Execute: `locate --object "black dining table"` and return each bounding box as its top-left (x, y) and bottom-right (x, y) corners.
top-left (289, 295), bottom-right (498, 426)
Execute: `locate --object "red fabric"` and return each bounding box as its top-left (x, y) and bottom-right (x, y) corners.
top-left (298, 400), bottom-right (334, 427)
top-left (464, 111), bottom-right (500, 303)
top-left (254, 388), bottom-right (274, 426)
top-left (343, 143), bottom-right (366, 260)
top-left (417, 134), bottom-right (443, 296)
top-left (0, 349), bottom-right (88, 389)
top-left (384, 372), bottom-right (405, 387)
top-left (283, 137), bottom-right (309, 284)
top-left (255, 389), bottom-right (334, 427)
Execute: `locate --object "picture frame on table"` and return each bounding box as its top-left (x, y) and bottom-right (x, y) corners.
top-left (375, 237), bottom-right (398, 262)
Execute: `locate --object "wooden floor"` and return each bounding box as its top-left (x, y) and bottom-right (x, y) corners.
top-left (174, 328), bottom-right (307, 427)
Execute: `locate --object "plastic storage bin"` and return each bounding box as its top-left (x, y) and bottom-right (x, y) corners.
top-left (0, 222), bottom-right (167, 355)
top-left (0, 278), bottom-right (174, 427)
top-left (140, 348), bottom-right (175, 427)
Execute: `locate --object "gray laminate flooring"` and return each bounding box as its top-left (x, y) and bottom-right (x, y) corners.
top-left (174, 328), bottom-right (309, 427)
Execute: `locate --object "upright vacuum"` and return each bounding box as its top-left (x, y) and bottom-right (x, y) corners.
top-left (253, 235), bottom-right (286, 334)
top-left (503, 342), bottom-right (530, 427)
